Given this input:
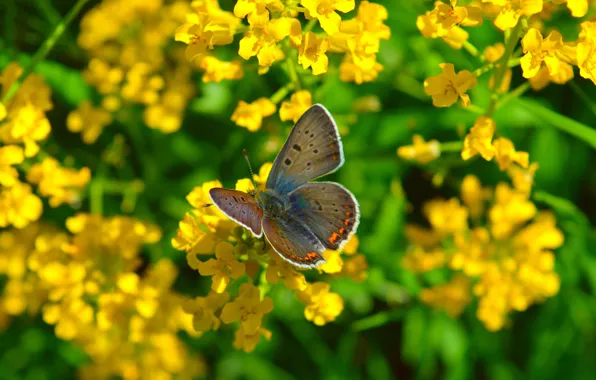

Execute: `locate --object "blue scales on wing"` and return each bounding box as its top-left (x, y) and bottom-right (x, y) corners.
top-left (288, 182), bottom-right (360, 251)
top-left (266, 104), bottom-right (344, 194)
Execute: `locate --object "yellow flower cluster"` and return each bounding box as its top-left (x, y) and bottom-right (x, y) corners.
top-left (415, 0), bottom-right (596, 174)
top-left (0, 214), bottom-right (206, 379)
top-left (0, 63), bottom-right (90, 229)
top-left (173, 163), bottom-right (367, 352)
top-left (70, 0), bottom-right (196, 136)
top-left (402, 175), bottom-right (563, 331)
top-left (174, 0), bottom-right (390, 131)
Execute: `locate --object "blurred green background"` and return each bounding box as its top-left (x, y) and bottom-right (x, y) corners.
top-left (1, 0), bottom-right (596, 379)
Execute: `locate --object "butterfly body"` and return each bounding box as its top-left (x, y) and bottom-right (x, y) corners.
top-left (209, 104), bottom-right (360, 269)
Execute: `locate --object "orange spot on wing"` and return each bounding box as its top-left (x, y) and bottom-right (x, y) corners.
top-left (344, 219), bottom-right (350, 226)
top-left (346, 211), bottom-right (351, 217)
top-left (329, 232), bottom-right (340, 244)
top-left (339, 228), bottom-right (345, 234)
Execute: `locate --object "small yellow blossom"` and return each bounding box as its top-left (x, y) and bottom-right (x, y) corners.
top-left (424, 63), bottom-right (477, 107)
top-left (484, 43), bottom-right (505, 62)
top-left (182, 291), bottom-right (230, 332)
top-left (199, 56), bottom-right (244, 82)
top-left (0, 182), bottom-right (43, 228)
top-left (521, 28), bottom-right (567, 79)
top-left (528, 64), bottom-right (574, 90)
top-left (577, 21), bottom-right (596, 84)
top-left (397, 135), bottom-right (441, 164)
top-left (266, 252), bottom-right (308, 290)
top-left (231, 98), bottom-right (276, 132)
top-left (280, 91), bottom-right (313, 122)
top-left (297, 282), bottom-right (344, 326)
top-left (492, 137), bottom-right (529, 170)
top-left (234, 0), bottom-right (284, 26)
top-left (424, 198), bottom-right (469, 236)
top-left (27, 157), bottom-right (91, 207)
top-left (301, 0), bottom-right (355, 35)
top-left (461, 175), bottom-right (491, 219)
top-left (0, 145), bottom-right (24, 187)
top-left (239, 18), bottom-right (301, 67)
top-left (67, 101), bottom-right (113, 144)
top-left (221, 283), bottom-right (274, 336)
top-left (175, 12), bottom-right (235, 61)
top-left (420, 275), bottom-right (471, 317)
top-left (508, 162), bottom-right (539, 195)
top-left (489, 183), bottom-right (537, 239)
top-left (197, 242), bottom-right (245, 293)
top-left (339, 54), bottom-right (384, 84)
top-left (402, 246), bottom-right (446, 272)
top-left (462, 116), bottom-right (496, 161)
top-left (486, 0), bottom-right (543, 31)
top-left (298, 32), bottom-right (330, 75)
top-left (233, 326), bottom-right (272, 352)
top-left (553, 0), bottom-right (589, 17)
top-left (429, 0), bottom-right (483, 34)
top-left (417, 12), bottom-right (469, 49)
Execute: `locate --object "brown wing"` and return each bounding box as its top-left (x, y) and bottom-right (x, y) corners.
top-left (209, 188), bottom-right (263, 237)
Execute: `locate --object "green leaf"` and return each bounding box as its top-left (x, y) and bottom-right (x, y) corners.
top-left (514, 97), bottom-right (596, 149)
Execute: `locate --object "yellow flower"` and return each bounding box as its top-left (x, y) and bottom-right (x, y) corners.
top-left (66, 101), bottom-right (113, 144)
top-left (577, 22), bottom-right (596, 84)
top-left (484, 43), bottom-right (505, 62)
top-left (0, 182), bottom-right (43, 228)
top-left (234, 0), bottom-right (284, 26)
top-left (297, 282), bottom-right (344, 326)
top-left (266, 252), bottom-right (308, 290)
top-left (27, 157), bottom-right (91, 208)
top-left (489, 183), bottom-right (536, 239)
top-left (199, 56), bottom-right (244, 82)
top-left (508, 162), bottom-right (539, 195)
top-left (233, 326), bottom-right (272, 353)
top-left (417, 12), bottom-right (469, 49)
top-left (221, 283), bottom-right (274, 335)
top-left (420, 275), bottom-right (471, 317)
top-left (424, 198), bottom-right (469, 236)
top-left (175, 12), bottom-right (235, 61)
top-left (397, 135), bottom-right (440, 164)
top-left (461, 175), bottom-right (491, 219)
top-left (487, 0), bottom-right (543, 30)
top-left (0, 145), bottom-right (24, 187)
top-left (462, 116), bottom-right (496, 161)
top-left (301, 0), bottom-right (355, 35)
top-left (528, 63), bottom-right (574, 90)
top-left (429, 0), bottom-right (483, 34)
top-left (492, 137), bottom-right (529, 170)
top-left (521, 28), bottom-right (567, 78)
top-left (231, 98), bottom-right (276, 132)
top-left (197, 242), bottom-right (245, 293)
top-left (553, 0), bottom-right (588, 17)
top-left (424, 63), bottom-right (477, 107)
top-left (402, 246), bottom-right (446, 272)
top-left (238, 18), bottom-right (301, 67)
top-left (280, 90), bottom-right (313, 122)
top-left (182, 291), bottom-right (230, 332)
top-left (339, 54), bottom-right (384, 84)
top-left (298, 32), bottom-right (329, 75)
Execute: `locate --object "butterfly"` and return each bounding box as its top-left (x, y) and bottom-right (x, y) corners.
top-left (209, 104), bottom-right (360, 269)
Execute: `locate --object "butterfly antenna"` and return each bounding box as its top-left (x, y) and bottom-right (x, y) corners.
top-left (243, 149), bottom-right (258, 192)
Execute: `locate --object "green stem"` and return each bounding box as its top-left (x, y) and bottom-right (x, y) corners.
top-left (440, 141), bottom-right (464, 153)
top-left (1, 0), bottom-right (90, 104)
top-left (496, 81), bottom-right (531, 109)
top-left (463, 41), bottom-right (484, 62)
top-left (270, 82), bottom-right (295, 104)
top-left (303, 18), bottom-right (317, 34)
top-left (487, 21), bottom-right (523, 116)
top-left (352, 309), bottom-right (405, 331)
top-left (286, 55), bottom-right (302, 91)
top-left (90, 180), bottom-right (103, 215)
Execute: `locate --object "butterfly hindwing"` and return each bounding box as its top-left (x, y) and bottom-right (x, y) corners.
top-left (262, 216), bottom-right (326, 269)
top-left (209, 188), bottom-right (263, 237)
top-left (266, 104), bottom-right (343, 194)
top-left (289, 182), bottom-right (360, 250)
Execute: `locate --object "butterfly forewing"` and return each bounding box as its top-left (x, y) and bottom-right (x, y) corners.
top-left (262, 216), bottom-right (326, 269)
top-left (209, 188), bottom-right (263, 237)
top-left (289, 182), bottom-right (360, 250)
top-left (266, 104), bottom-right (343, 194)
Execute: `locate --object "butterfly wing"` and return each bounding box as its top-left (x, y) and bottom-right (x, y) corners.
top-left (266, 104), bottom-right (343, 194)
top-left (262, 216), bottom-right (326, 269)
top-left (209, 188), bottom-right (263, 237)
top-left (289, 182), bottom-right (360, 251)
